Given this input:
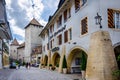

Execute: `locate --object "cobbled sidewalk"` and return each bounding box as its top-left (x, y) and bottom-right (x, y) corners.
top-left (0, 67), bottom-right (82, 80)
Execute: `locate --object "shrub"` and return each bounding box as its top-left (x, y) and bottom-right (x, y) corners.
top-left (62, 55), bottom-right (67, 68)
top-left (49, 64), bottom-right (52, 67)
top-left (81, 51), bottom-right (87, 71)
top-left (51, 66), bottom-right (56, 70)
top-left (56, 63), bottom-right (59, 67)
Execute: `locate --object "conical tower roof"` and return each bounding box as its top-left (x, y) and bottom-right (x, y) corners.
top-left (10, 38), bottom-right (19, 46)
top-left (25, 18), bottom-right (43, 29)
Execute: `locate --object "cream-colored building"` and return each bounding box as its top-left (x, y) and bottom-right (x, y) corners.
top-left (31, 45), bottom-right (42, 64)
top-left (39, 0), bottom-right (120, 80)
top-left (17, 42), bottom-right (25, 63)
top-left (9, 38), bottom-right (19, 60)
top-left (0, 0), bottom-right (12, 69)
top-left (24, 18), bottom-right (43, 62)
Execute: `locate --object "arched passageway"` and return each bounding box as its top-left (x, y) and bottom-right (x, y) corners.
top-left (67, 48), bottom-right (87, 73)
top-left (114, 45), bottom-right (120, 70)
top-left (52, 53), bottom-right (60, 67)
top-left (44, 55), bottom-right (48, 66)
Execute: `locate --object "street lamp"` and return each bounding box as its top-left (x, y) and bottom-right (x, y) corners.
top-left (95, 13), bottom-right (102, 28)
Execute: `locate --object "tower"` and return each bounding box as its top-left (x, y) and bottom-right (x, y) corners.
top-left (24, 18), bottom-right (43, 62)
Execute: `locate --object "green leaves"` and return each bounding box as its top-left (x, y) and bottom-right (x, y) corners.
top-left (62, 55), bottom-right (67, 68)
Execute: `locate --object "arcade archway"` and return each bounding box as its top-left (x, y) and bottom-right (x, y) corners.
top-left (67, 48), bottom-right (87, 73)
top-left (52, 53), bottom-right (60, 67)
top-left (114, 45), bottom-right (120, 70)
top-left (44, 55), bottom-right (48, 66)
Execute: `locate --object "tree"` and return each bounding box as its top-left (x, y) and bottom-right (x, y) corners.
top-left (62, 55), bottom-right (67, 68)
top-left (81, 51), bottom-right (87, 71)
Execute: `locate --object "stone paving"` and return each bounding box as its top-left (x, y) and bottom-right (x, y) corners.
top-left (0, 67), bottom-right (82, 80)
top-left (0, 68), bottom-right (15, 80)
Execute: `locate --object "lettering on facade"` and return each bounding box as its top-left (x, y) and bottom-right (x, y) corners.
top-left (49, 25), bottom-right (66, 40)
top-left (51, 47), bottom-right (59, 52)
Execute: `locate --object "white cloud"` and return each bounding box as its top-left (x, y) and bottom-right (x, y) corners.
top-left (10, 19), bottom-right (25, 38)
top-left (6, 0), bottom-right (59, 43)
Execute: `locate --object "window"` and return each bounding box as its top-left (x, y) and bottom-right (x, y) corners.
top-left (50, 39), bottom-right (54, 49)
top-left (74, 0), bottom-right (87, 12)
top-left (114, 12), bottom-right (120, 29)
top-left (57, 15), bottom-right (62, 28)
top-left (75, 0), bottom-right (80, 12)
top-left (50, 40), bottom-right (52, 49)
top-left (64, 10), bottom-right (67, 22)
top-left (58, 34), bottom-right (62, 45)
top-left (43, 46), bottom-right (45, 52)
top-left (81, 17), bottom-right (88, 35)
top-left (64, 30), bottom-right (68, 43)
top-left (108, 9), bottom-right (120, 29)
top-left (82, 0), bottom-right (87, 6)
top-left (69, 28), bottom-right (72, 40)
top-left (68, 8), bottom-right (71, 18)
top-left (75, 58), bottom-right (81, 65)
top-left (47, 43), bottom-right (49, 50)
top-left (49, 24), bottom-right (54, 33)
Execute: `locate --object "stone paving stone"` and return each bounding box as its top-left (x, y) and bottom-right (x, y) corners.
top-left (0, 67), bottom-right (82, 80)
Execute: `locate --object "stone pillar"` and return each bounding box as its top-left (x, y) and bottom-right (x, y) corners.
top-left (58, 45), bottom-right (66, 73)
top-left (47, 50), bottom-right (51, 69)
top-left (86, 31), bottom-right (118, 80)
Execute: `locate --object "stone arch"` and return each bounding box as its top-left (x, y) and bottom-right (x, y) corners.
top-left (44, 55), bottom-right (48, 66)
top-left (114, 42), bottom-right (120, 70)
top-left (52, 52), bottom-right (60, 66)
top-left (67, 47), bottom-right (88, 73)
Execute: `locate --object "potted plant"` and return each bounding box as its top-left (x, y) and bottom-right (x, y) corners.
top-left (49, 64), bottom-right (52, 70)
top-left (62, 55), bottom-right (67, 74)
top-left (81, 51), bottom-right (87, 80)
top-left (56, 63), bottom-right (59, 71)
top-left (41, 63), bottom-right (44, 68)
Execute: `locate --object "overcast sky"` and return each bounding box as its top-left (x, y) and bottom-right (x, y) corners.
top-left (6, 0), bottom-right (59, 44)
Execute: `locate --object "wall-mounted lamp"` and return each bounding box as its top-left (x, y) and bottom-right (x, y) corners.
top-left (73, 42), bottom-right (77, 45)
top-left (95, 13), bottom-right (102, 28)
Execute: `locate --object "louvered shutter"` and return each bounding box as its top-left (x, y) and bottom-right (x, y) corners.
top-left (108, 9), bottom-right (115, 28)
top-left (81, 17), bottom-right (88, 35)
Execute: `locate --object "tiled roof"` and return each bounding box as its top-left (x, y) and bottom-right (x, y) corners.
top-left (17, 42), bottom-right (25, 49)
top-left (25, 18), bottom-right (43, 29)
top-left (10, 38), bottom-right (19, 46)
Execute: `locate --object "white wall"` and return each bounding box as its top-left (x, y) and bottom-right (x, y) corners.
top-left (41, 0), bottom-right (120, 60)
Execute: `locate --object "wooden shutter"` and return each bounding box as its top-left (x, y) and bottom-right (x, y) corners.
top-left (64, 30), bottom-right (68, 43)
top-left (64, 10), bottom-right (67, 22)
top-left (81, 17), bottom-right (88, 35)
top-left (75, 0), bottom-right (80, 10)
top-left (108, 9), bottom-right (115, 28)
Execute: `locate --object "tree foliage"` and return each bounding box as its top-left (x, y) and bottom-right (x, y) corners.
top-left (62, 55), bottom-right (67, 68)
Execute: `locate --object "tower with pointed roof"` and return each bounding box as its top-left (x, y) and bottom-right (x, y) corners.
top-left (24, 18), bottom-right (43, 62)
top-left (9, 38), bottom-right (19, 60)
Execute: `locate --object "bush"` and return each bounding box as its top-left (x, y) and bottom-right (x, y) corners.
top-left (49, 64), bottom-right (52, 67)
top-left (51, 66), bottom-right (56, 71)
top-left (81, 51), bottom-right (87, 71)
top-left (56, 63), bottom-right (59, 67)
top-left (62, 55), bottom-right (67, 68)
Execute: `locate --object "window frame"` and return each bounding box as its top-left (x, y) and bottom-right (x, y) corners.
top-left (81, 17), bottom-right (88, 35)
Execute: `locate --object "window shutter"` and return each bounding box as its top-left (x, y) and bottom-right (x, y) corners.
top-left (108, 9), bottom-right (115, 28)
top-left (75, 0), bottom-right (80, 10)
top-left (81, 17), bottom-right (88, 35)
top-left (64, 31), bottom-right (68, 43)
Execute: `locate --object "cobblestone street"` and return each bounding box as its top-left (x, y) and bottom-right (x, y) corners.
top-left (0, 67), bottom-right (82, 80)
